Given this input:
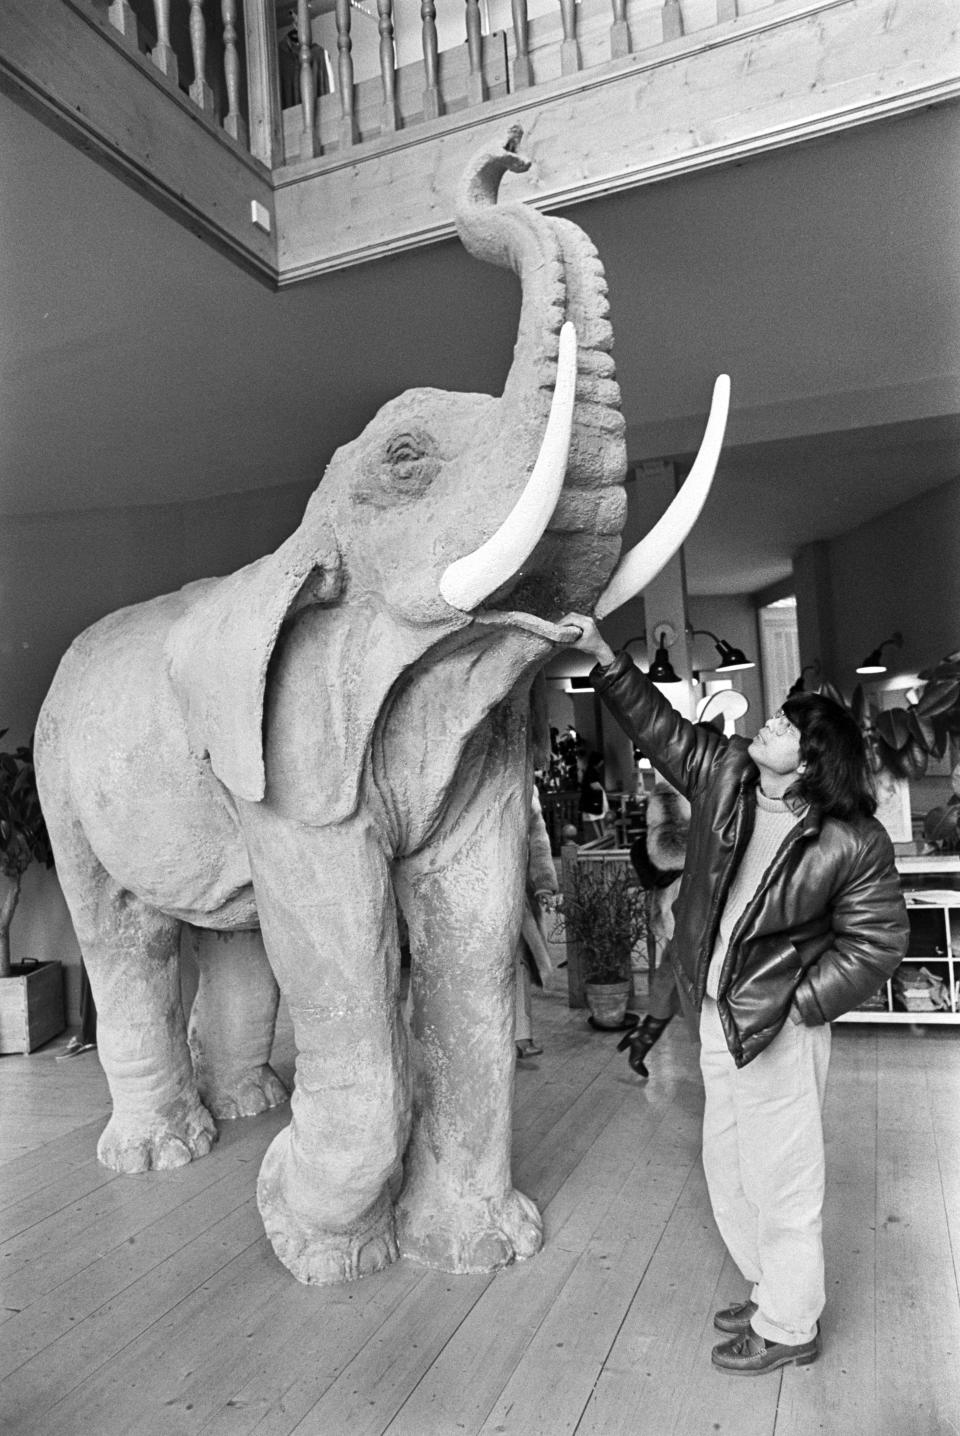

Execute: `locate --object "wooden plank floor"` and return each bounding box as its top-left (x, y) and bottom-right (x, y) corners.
top-left (2, 994), bottom-right (959, 1435)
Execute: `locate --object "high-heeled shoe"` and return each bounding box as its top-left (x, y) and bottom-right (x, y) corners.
top-left (616, 1014), bottom-right (672, 1077)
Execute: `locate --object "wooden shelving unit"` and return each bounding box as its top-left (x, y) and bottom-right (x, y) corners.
top-left (838, 854), bottom-right (960, 1025)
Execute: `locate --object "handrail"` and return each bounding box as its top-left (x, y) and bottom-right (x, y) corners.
top-left (94, 0), bottom-right (788, 168)
top-left (284, 0), bottom-right (778, 164)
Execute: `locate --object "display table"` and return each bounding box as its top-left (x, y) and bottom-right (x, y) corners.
top-left (837, 854), bottom-right (960, 1024)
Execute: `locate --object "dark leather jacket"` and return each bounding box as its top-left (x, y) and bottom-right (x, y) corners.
top-left (592, 653), bottom-right (909, 1066)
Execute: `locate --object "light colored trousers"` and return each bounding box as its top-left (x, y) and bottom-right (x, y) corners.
top-left (699, 996), bottom-right (832, 1346)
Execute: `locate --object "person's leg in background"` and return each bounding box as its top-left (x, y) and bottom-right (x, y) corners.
top-left (79, 959), bottom-right (98, 1046)
top-left (514, 948), bottom-right (542, 1058)
top-left (618, 951), bottom-right (680, 1076)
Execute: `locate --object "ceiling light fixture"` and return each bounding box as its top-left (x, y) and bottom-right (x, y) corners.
top-left (856, 631), bottom-right (903, 676)
top-left (687, 626), bottom-right (755, 673)
top-left (626, 630), bottom-right (682, 683)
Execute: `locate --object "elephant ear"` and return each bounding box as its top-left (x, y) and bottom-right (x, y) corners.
top-left (164, 525), bottom-right (342, 802)
top-left (262, 600), bottom-right (444, 826)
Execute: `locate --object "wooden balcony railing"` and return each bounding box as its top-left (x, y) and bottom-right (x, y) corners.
top-left (4, 0), bottom-right (959, 283)
top-left (87, 0), bottom-right (787, 167)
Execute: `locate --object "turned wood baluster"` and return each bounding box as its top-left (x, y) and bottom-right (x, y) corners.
top-left (188, 0), bottom-right (214, 112)
top-left (335, 0), bottom-right (359, 147)
top-left (378, 0), bottom-right (399, 134)
top-left (150, 0), bottom-right (178, 79)
top-left (560, 0), bottom-right (581, 75)
top-left (220, 0), bottom-right (248, 145)
top-left (465, 0), bottom-right (486, 106)
top-left (511, 0), bottom-right (532, 89)
top-left (243, 0), bottom-right (283, 168)
top-left (107, 0), bottom-right (137, 41)
top-left (297, 0), bottom-right (320, 157)
top-left (421, 0), bottom-right (442, 120)
top-left (610, 0), bottom-right (630, 59)
top-left (662, 0), bottom-right (684, 41)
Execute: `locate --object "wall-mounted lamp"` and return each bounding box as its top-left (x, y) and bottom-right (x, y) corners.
top-left (788, 659), bottom-right (821, 695)
top-left (856, 631), bottom-right (903, 676)
top-left (626, 630), bottom-right (681, 683)
top-left (686, 626), bottom-right (755, 673)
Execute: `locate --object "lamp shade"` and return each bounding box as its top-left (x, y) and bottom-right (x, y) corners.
top-left (855, 649), bottom-right (887, 675)
top-left (687, 626), bottom-right (755, 674)
top-left (714, 640), bottom-right (755, 673)
top-left (856, 631), bottom-right (903, 676)
top-left (648, 638), bottom-right (681, 683)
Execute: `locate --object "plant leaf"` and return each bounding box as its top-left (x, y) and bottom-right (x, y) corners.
top-left (914, 679), bottom-right (960, 718)
top-left (874, 709), bottom-right (912, 751)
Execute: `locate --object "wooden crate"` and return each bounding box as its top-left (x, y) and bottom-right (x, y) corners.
top-left (0, 960), bottom-right (66, 1054)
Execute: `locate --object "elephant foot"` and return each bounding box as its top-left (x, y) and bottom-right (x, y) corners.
top-left (198, 1063), bottom-right (289, 1121)
top-left (397, 1186), bottom-right (543, 1274)
top-left (97, 1099), bottom-right (218, 1174)
top-left (257, 1130), bottom-right (398, 1286)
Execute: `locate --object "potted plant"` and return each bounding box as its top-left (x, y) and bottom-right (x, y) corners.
top-left (560, 864), bottom-right (648, 1028)
top-left (922, 760), bottom-right (960, 854)
top-left (819, 651), bottom-right (960, 781)
top-left (0, 732), bottom-right (63, 1053)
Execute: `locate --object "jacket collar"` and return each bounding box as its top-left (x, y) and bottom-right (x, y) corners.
top-left (739, 756), bottom-right (823, 837)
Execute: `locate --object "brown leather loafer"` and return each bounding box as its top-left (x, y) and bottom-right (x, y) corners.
top-left (711, 1326), bottom-right (819, 1375)
top-left (714, 1299), bottom-right (758, 1333)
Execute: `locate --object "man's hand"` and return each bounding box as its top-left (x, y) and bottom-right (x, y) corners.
top-left (557, 613), bottom-right (616, 668)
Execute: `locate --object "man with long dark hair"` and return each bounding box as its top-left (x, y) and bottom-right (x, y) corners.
top-left (560, 614), bottom-right (908, 1376)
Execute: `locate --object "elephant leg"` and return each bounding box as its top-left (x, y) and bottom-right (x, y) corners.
top-left (238, 805), bottom-right (408, 1286)
top-left (394, 777), bottom-right (543, 1274)
top-left (187, 928), bottom-right (289, 1120)
top-left (52, 828), bottom-right (216, 1173)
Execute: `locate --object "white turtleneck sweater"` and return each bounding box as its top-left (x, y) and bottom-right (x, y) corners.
top-left (705, 789), bottom-right (802, 1000)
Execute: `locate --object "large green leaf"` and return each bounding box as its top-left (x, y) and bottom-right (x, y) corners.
top-left (918, 658), bottom-right (960, 682)
top-left (0, 738), bottom-right (53, 871)
top-left (923, 802), bottom-right (960, 850)
top-left (914, 678), bottom-right (960, 718)
top-left (874, 708), bottom-right (913, 751)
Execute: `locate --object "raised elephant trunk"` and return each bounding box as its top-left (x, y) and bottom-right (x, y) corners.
top-left (453, 125), bottom-right (627, 618)
top-left (453, 125), bottom-right (730, 622)
top-left (439, 322), bottom-right (577, 612)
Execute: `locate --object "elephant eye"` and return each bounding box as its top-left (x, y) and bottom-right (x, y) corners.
top-left (387, 438), bottom-right (427, 486)
top-left (383, 431), bottom-right (439, 497)
top-left (357, 426), bottom-right (440, 506)
top-left (387, 435), bottom-right (423, 467)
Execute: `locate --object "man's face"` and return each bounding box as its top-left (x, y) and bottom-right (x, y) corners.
top-left (748, 710), bottom-right (802, 777)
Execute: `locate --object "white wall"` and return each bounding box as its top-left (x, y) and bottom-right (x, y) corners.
top-left (823, 477), bottom-right (960, 688)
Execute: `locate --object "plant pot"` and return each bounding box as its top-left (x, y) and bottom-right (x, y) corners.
top-left (0, 960), bottom-right (66, 1054)
top-left (584, 979), bottom-right (631, 1029)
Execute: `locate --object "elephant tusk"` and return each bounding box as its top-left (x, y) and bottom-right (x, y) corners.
top-left (594, 374), bottom-right (731, 621)
top-left (439, 322), bottom-right (578, 614)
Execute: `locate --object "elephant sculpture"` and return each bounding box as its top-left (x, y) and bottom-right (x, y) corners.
top-left (35, 125), bottom-right (729, 1286)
